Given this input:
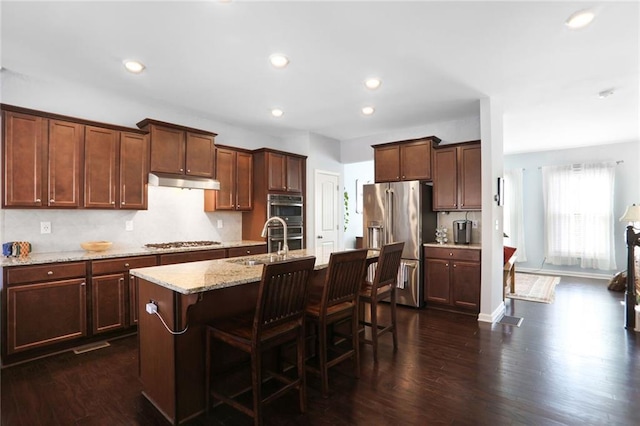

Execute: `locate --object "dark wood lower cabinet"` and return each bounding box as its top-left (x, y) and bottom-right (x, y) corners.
top-left (6, 278), bottom-right (87, 355)
top-left (91, 273), bottom-right (126, 334)
top-left (424, 246), bottom-right (481, 313)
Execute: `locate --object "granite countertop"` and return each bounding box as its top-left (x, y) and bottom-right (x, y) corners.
top-left (130, 248), bottom-right (380, 295)
top-left (0, 240), bottom-right (266, 267)
top-left (423, 242), bottom-right (482, 250)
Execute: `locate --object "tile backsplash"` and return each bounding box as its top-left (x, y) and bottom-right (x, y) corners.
top-left (0, 186), bottom-right (243, 253)
top-left (435, 211), bottom-right (482, 245)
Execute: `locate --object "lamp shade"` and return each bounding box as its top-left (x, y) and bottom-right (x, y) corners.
top-left (620, 204), bottom-right (640, 222)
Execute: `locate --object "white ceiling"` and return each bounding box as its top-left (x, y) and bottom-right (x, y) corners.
top-left (1, 1), bottom-right (638, 154)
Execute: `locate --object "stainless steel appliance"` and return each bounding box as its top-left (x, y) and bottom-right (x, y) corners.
top-left (266, 194), bottom-right (304, 253)
top-left (453, 220), bottom-right (472, 244)
top-left (363, 181), bottom-right (437, 307)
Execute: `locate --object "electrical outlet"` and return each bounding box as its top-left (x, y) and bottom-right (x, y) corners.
top-left (472, 220), bottom-right (478, 229)
top-left (217, 219), bottom-right (223, 229)
top-left (40, 221), bottom-right (51, 234)
top-left (125, 220), bottom-right (134, 231)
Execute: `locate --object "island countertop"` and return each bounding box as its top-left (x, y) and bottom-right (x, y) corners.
top-left (130, 248), bottom-right (379, 295)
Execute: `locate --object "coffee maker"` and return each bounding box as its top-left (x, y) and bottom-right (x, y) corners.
top-left (453, 220), bottom-right (472, 244)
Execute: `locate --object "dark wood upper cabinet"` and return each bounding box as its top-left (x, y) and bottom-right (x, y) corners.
top-left (2, 111), bottom-right (46, 207)
top-left (373, 137), bottom-right (439, 183)
top-left (2, 105), bottom-right (148, 210)
top-left (120, 132), bottom-right (149, 210)
top-left (265, 151), bottom-right (304, 193)
top-left (84, 126), bottom-right (118, 208)
top-left (47, 119), bottom-right (84, 208)
top-left (137, 119), bottom-right (216, 178)
top-left (204, 146), bottom-right (253, 211)
top-left (432, 141), bottom-right (481, 211)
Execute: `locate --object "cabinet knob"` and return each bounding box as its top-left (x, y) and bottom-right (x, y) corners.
top-left (121, 202), bottom-right (126, 205)
top-left (449, 253), bottom-right (453, 256)
top-left (119, 278), bottom-right (125, 282)
top-left (445, 263), bottom-right (449, 267)
top-left (35, 198), bottom-right (41, 202)
top-left (124, 263), bottom-right (130, 267)
top-left (246, 250), bottom-right (251, 254)
top-left (80, 282), bottom-right (86, 286)
top-left (402, 175), bottom-right (405, 179)
top-left (180, 168), bottom-right (184, 172)
top-left (50, 199), bottom-right (55, 203)
top-left (453, 264), bottom-right (457, 268)
top-left (47, 271), bottom-right (53, 275)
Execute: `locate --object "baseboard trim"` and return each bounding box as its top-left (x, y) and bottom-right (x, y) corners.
top-left (478, 302), bottom-right (505, 323)
top-left (517, 267), bottom-right (611, 280)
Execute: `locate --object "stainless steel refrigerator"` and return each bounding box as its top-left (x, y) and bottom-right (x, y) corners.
top-left (362, 180), bottom-right (437, 307)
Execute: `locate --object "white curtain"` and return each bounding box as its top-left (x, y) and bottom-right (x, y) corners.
top-left (542, 162), bottom-right (616, 270)
top-left (504, 168), bottom-right (527, 262)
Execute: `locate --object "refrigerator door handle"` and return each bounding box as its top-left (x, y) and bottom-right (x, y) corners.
top-left (387, 189), bottom-right (394, 244)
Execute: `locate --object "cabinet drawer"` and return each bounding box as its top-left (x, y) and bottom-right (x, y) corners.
top-left (160, 249), bottom-right (226, 265)
top-left (92, 256), bottom-right (158, 275)
top-left (227, 245), bottom-right (268, 258)
top-left (424, 247), bottom-right (480, 262)
top-left (6, 262), bottom-right (87, 285)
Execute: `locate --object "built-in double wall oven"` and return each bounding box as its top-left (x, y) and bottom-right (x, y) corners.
top-left (266, 194), bottom-right (304, 253)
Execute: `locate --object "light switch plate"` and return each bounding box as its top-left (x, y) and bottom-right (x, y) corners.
top-left (217, 219), bottom-right (223, 229)
top-left (125, 220), bottom-right (134, 231)
top-left (472, 220), bottom-right (478, 229)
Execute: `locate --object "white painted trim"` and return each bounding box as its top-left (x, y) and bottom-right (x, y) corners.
top-left (635, 306), bottom-right (640, 333)
top-left (478, 301), bottom-right (505, 323)
top-left (516, 267), bottom-right (611, 280)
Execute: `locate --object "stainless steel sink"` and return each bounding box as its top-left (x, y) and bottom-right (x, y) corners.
top-left (226, 254), bottom-right (301, 266)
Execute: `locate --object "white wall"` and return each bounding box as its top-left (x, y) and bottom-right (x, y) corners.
top-left (504, 140), bottom-right (638, 277)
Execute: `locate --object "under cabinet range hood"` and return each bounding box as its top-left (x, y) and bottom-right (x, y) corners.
top-left (148, 172), bottom-right (220, 190)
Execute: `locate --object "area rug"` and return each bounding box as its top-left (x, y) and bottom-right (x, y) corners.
top-left (506, 273), bottom-right (560, 304)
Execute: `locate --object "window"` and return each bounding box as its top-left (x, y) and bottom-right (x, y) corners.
top-left (504, 168), bottom-right (527, 262)
top-left (542, 162), bottom-right (616, 270)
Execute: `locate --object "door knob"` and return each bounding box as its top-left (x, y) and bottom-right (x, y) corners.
top-left (317, 235), bottom-right (323, 239)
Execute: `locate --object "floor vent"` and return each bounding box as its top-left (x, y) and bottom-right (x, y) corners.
top-left (73, 341), bottom-right (111, 355)
top-left (498, 315), bottom-right (523, 327)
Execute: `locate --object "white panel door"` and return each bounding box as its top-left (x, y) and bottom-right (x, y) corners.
top-left (314, 170), bottom-right (339, 262)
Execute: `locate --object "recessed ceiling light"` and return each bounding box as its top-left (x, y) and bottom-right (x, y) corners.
top-left (269, 54), bottom-right (289, 69)
top-left (565, 9), bottom-right (595, 29)
top-left (365, 78), bottom-right (381, 90)
top-left (361, 106), bottom-right (375, 116)
top-left (598, 89), bottom-right (615, 99)
top-left (271, 108), bottom-right (284, 118)
top-left (123, 60), bottom-right (145, 74)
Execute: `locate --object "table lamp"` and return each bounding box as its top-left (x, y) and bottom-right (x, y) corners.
top-left (619, 204), bottom-right (640, 330)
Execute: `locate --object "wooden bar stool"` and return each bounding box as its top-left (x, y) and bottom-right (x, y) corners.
top-left (359, 242), bottom-right (404, 362)
top-left (305, 249), bottom-right (368, 397)
top-left (205, 256), bottom-right (316, 426)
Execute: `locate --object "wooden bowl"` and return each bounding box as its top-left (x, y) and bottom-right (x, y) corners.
top-left (80, 241), bottom-right (113, 252)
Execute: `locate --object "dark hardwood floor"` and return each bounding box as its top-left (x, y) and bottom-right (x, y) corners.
top-left (2, 276), bottom-right (638, 425)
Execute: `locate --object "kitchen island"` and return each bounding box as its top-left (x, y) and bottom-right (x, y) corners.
top-left (130, 248), bottom-right (378, 425)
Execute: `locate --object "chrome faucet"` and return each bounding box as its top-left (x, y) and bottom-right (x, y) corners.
top-left (261, 216), bottom-right (288, 256)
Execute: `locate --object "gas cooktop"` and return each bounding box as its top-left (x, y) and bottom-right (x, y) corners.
top-left (144, 241), bottom-right (222, 249)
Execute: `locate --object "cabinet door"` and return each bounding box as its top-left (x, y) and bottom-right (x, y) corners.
top-left (235, 151), bottom-right (253, 210)
top-left (6, 278), bottom-right (87, 354)
top-left (401, 140), bottom-right (432, 181)
top-left (432, 147), bottom-right (458, 210)
top-left (214, 147), bottom-right (236, 210)
top-left (458, 144), bottom-right (481, 210)
top-left (267, 152), bottom-right (287, 191)
top-left (120, 132), bottom-right (149, 210)
top-left (451, 261), bottom-right (481, 311)
top-left (374, 145), bottom-right (400, 183)
top-left (2, 111), bottom-right (46, 207)
top-left (129, 275), bottom-right (139, 325)
top-left (84, 126), bottom-right (118, 208)
top-left (92, 273), bottom-right (126, 334)
top-left (150, 125), bottom-right (185, 174)
top-left (424, 258), bottom-right (451, 304)
top-left (285, 155), bottom-right (303, 193)
top-left (185, 132), bottom-right (215, 177)
top-left (48, 119), bottom-right (83, 207)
